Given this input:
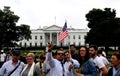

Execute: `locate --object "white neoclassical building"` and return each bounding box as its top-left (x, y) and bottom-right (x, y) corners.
top-left (18, 25), bottom-right (89, 47)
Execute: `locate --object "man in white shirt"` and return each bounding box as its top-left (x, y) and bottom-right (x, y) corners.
top-left (97, 49), bottom-right (110, 69)
top-left (64, 51), bottom-right (80, 76)
top-left (47, 42), bottom-right (68, 76)
top-left (0, 50), bottom-right (6, 68)
top-left (0, 50), bottom-right (25, 76)
top-left (89, 45), bottom-right (108, 76)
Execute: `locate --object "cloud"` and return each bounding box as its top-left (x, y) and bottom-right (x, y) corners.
top-left (0, 0), bottom-right (120, 29)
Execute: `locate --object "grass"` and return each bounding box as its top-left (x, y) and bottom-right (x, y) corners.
top-left (19, 49), bottom-right (117, 59)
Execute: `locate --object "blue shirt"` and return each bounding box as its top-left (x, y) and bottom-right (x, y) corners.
top-left (0, 60), bottom-right (25, 76)
top-left (81, 59), bottom-right (97, 76)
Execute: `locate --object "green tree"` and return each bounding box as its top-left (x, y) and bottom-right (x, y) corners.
top-left (0, 6), bottom-right (31, 49)
top-left (85, 8), bottom-right (120, 47)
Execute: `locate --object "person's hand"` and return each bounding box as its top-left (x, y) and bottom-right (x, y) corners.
top-left (48, 42), bottom-right (53, 52)
top-left (68, 64), bottom-right (73, 71)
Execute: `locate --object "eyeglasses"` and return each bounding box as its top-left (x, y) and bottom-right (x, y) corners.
top-left (57, 53), bottom-right (64, 55)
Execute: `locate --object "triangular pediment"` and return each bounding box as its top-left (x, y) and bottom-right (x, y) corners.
top-left (44, 25), bottom-right (62, 31)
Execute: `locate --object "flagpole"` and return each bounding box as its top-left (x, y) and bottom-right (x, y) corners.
top-left (68, 37), bottom-right (71, 54)
top-left (64, 20), bottom-right (70, 53)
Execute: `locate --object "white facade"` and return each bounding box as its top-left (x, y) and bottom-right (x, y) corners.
top-left (18, 25), bottom-right (89, 47)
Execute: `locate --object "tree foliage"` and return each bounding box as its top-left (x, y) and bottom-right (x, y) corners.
top-left (0, 6), bottom-right (31, 49)
top-left (85, 8), bottom-right (120, 46)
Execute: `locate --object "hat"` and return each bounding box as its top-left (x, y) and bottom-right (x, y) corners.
top-left (12, 50), bottom-right (20, 55)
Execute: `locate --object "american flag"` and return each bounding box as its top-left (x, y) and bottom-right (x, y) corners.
top-left (59, 22), bottom-right (68, 42)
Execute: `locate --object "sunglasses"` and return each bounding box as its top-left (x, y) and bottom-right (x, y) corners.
top-left (57, 53), bottom-right (64, 55)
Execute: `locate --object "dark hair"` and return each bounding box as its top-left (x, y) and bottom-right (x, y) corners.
top-left (89, 45), bottom-right (98, 51)
top-left (112, 53), bottom-right (120, 60)
top-left (97, 49), bottom-right (103, 54)
top-left (78, 46), bottom-right (89, 66)
top-left (59, 48), bottom-right (64, 51)
top-left (52, 52), bottom-right (56, 57)
top-left (64, 51), bottom-right (69, 54)
top-left (70, 44), bottom-right (76, 48)
top-left (56, 48), bottom-right (64, 54)
top-left (40, 55), bottom-right (46, 60)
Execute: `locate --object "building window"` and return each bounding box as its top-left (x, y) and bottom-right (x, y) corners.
top-left (19, 42), bottom-right (22, 47)
top-left (68, 42), bottom-right (70, 45)
top-left (35, 36), bottom-right (37, 40)
top-left (79, 42), bottom-right (81, 46)
top-left (60, 43), bottom-right (63, 47)
top-left (73, 42), bottom-right (75, 45)
top-left (78, 35), bottom-right (81, 39)
top-left (84, 35), bottom-right (86, 39)
top-left (40, 42), bottom-right (42, 47)
top-left (48, 35), bottom-right (50, 39)
top-left (68, 35), bottom-right (70, 39)
top-left (40, 36), bottom-right (42, 40)
top-left (35, 43), bottom-right (37, 47)
top-left (30, 43), bottom-right (32, 47)
top-left (24, 43), bottom-right (27, 47)
top-left (73, 35), bottom-right (75, 39)
top-left (54, 35), bottom-right (56, 38)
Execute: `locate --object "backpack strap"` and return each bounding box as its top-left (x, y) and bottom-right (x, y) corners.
top-left (8, 61), bottom-right (21, 76)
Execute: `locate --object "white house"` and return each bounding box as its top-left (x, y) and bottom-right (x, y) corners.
top-left (18, 25), bottom-right (89, 47)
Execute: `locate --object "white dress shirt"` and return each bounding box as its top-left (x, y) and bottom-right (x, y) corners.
top-left (64, 59), bottom-right (80, 76)
top-left (0, 53), bottom-right (6, 62)
top-left (92, 56), bottom-right (105, 76)
top-left (47, 52), bottom-right (68, 76)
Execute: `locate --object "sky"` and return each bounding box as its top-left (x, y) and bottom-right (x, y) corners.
top-left (0, 0), bottom-right (120, 29)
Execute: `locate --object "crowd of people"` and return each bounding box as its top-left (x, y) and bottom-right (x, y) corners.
top-left (0, 42), bottom-right (120, 76)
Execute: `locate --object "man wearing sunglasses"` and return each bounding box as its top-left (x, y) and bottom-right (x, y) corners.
top-left (46, 42), bottom-right (68, 76)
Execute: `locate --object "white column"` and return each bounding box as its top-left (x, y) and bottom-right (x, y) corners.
top-left (50, 32), bottom-right (52, 42)
top-left (43, 33), bottom-right (45, 46)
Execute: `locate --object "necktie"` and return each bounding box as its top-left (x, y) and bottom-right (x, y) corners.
top-left (61, 61), bottom-right (65, 76)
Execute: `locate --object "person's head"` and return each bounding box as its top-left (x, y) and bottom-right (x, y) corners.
top-left (1, 50), bottom-right (4, 54)
top-left (40, 55), bottom-right (46, 63)
top-left (78, 46), bottom-right (89, 65)
top-left (12, 50), bottom-right (21, 62)
top-left (41, 51), bottom-right (46, 57)
top-left (33, 52), bottom-right (37, 56)
top-left (8, 50), bottom-right (12, 55)
top-left (24, 52), bottom-right (27, 57)
top-left (79, 46), bottom-right (89, 58)
top-left (110, 53), bottom-right (120, 69)
top-left (89, 45), bottom-right (98, 58)
top-left (70, 44), bottom-right (76, 54)
top-left (64, 51), bottom-right (71, 61)
top-left (56, 48), bottom-right (65, 61)
top-left (26, 53), bottom-right (35, 66)
top-left (97, 49), bottom-right (103, 56)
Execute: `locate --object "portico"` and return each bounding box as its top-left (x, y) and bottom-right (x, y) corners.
top-left (44, 32), bottom-right (60, 46)
top-left (18, 25), bottom-right (89, 47)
